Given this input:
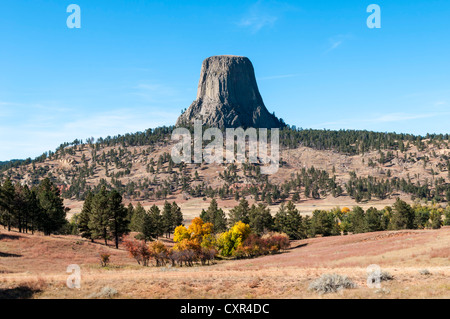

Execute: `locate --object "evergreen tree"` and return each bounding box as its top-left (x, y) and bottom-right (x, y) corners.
top-left (274, 201), bottom-right (305, 239)
top-left (228, 198), bottom-right (250, 225)
top-left (21, 185), bottom-right (35, 234)
top-left (130, 202), bottom-right (146, 232)
top-left (148, 204), bottom-right (164, 239)
top-left (349, 206), bottom-right (367, 234)
top-left (26, 188), bottom-right (42, 234)
top-left (78, 191), bottom-right (94, 241)
top-left (108, 189), bottom-right (129, 249)
top-left (249, 203), bottom-right (274, 235)
top-left (389, 198), bottom-right (415, 230)
top-left (13, 184), bottom-right (27, 233)
top-left (37, 178), bottom-right (67, 235)
top-left (413, 206), bottom-right (430, 229)
top-left (171, 201), bottom-right (184, 229)
top-left (365, 207), bottom-right (382, 232)
top-left (139, 211), bottom-right (155, 242)
top-left (126, 203), bottom-right (134, 224)
top-left (0, 178), bottom-right (15, 231)
top-left (89, 186), bottom-right (111, 245)
top-left (310, 210), bottom-right (336, 237)
top-left (200, 199), bottom-right (227, 233)
top-left (161, 201), bottom-right (174, 238)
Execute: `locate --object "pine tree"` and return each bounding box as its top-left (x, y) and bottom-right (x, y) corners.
top-left (108, 189), bottom-right (129, 249)
top-left (148, 204), bottom-right (164, 239)
top-left (37, 178), bottom-right (67, 235)
top-left (21, 185), bottom-right (35, 234)
top-left (200, 199), bottom-right (227, 233)
top-left (310, 209), bottom-right (334, 237)
top-left (389, 198), bottom-right (414, 230)
top-left (249, 203), bottom-right (274, 235)
top-left (274, 201), bottom-right (305, 239)
top-left (140, 211), bottom-right (155, 242)
top-left (171, 201), bottom-right (184, 230)
top-left (229, 198), bottom-right (250, 225)
top-left (26, 188), bottom-right (42, 235)
top-left (89, 186), bottom-right (111, 245)
top-left (126, 203), bottom-right (134, 224)
top-left (349, 206), bottom-right (367, 234)
top-left (13, 184), bottom-right (27, 233)
top-left (0, 178), bottom-right (15, 231)
top-left (130, 202), bottom-right (146, 232)
top-left (365, 207), bottom-right (382, 232)
top-left (161, 201), bottom-right (174, 238)
top-left (79, 191), bottom-right (94, 241)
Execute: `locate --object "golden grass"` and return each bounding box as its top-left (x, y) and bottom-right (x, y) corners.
top-left (1, 227), bottom-right (449, 299)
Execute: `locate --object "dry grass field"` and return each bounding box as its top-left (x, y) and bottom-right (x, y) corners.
top-left (1, 227), bottom-right (449, 299)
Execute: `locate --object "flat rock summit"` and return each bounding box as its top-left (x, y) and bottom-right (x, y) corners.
top-left (176, 55), bottom-right (283, 129)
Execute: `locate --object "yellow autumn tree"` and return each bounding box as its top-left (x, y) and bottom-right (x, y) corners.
top-left (174, 225), bottom-right (190, 243)
top-left (174, 217), bottom-right (215, 250)
top-left (173, 238), bottom-right (201, 251)
top-left (217, 221), bottom-right (251, 257)
top-left (186, 217), bottom-right (214, 244)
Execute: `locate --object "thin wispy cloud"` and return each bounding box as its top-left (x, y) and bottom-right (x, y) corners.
top-left (324, 34), bottom-right (353, 54)
top-left (326, 40), bottom-right (343, 52)
top-left (236, 1), bottom-right (294, 33)
top-left (238, 14), bottom-right (278, 33)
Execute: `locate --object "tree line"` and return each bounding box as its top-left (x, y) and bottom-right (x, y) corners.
top-left (0, 178), bottom-right (68, 235)
top-left (122, 196), bottom-right (450, 268)
top-left (124, 197), bottom-right (449, 247)
top-left (76, 193), bottom-right (183, 248)
top-left (273, 198), bottom-right (449, 239)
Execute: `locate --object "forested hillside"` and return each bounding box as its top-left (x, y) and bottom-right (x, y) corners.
top-left (3, 125), bottom-right (450, 206)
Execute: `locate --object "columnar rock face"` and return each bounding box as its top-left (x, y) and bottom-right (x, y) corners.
top-left (176, 55), bottom-right (283, 129)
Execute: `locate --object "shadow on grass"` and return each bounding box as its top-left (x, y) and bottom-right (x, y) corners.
top-left (0, 233), bottom-right (21, 240)
top-left (0, 286), bottom-right (40, 299)
top-left (0, 251), bottom-right (22, 257)
top-left (289, 243), bottom-right (308, 250)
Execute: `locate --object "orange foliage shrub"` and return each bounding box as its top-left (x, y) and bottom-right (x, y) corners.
top-left (235, 232), bottom-right (290, 258)
top-left (123, 236), bottom-right (151, 266)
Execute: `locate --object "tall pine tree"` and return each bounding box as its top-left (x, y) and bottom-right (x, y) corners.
top-left (108, 189), bottom-right (129, 249)
top-left (37, 178), bottom-right (67, 235)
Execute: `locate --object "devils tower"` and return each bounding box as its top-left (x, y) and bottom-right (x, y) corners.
top-left (176, 55), bottom-right (283, 129)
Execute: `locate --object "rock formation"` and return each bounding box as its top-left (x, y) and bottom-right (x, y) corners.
top-left (176, 55), bottom-right (283, 129)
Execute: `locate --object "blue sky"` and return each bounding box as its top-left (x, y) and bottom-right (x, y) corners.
top-left (1, 0), bottom-right (450, 160)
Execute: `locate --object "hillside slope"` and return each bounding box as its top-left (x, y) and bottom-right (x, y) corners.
top-left (3, 128), bottom-right (450, 216)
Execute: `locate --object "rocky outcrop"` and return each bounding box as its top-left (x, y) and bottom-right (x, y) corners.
top-left (176, 55), bottom-right (283, 129)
